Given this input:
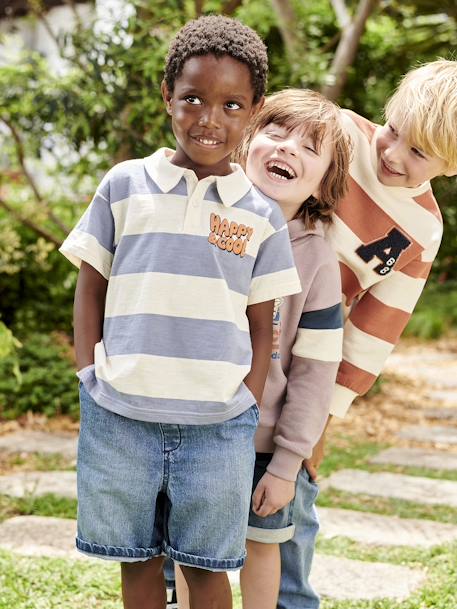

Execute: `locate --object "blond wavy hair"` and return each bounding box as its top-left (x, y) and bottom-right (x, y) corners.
top-left (234, 88), bottom-right (351, 229)
top-left (384, 59), bottom-right (457, 171)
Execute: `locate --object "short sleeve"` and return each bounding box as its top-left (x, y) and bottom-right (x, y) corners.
top-left (59, 173), bottom-right (115, 280)
top-left (247, 204), bottom-right (301, 305)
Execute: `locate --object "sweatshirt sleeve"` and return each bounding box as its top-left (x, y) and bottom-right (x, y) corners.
top-left (330, 236), bottom-right (441, 418)
top-left (267, 248), bottom-right (343, 482)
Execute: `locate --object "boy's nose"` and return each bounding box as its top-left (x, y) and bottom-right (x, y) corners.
top-left (198, 107), bottom-right (221, 128)
top-left (277, 140), bottom-right (298, 156)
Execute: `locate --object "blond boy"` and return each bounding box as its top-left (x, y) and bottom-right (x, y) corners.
top-left (282, 59), bottom-right (457, 609)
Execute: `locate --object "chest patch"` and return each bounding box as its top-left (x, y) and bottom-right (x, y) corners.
top-left (208, 213), bottom-right (254, 257)
top-left (356, 227), bottom-right (412, 275)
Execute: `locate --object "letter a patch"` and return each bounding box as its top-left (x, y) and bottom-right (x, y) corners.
top-left (356, 228), bottom-right (412, 275)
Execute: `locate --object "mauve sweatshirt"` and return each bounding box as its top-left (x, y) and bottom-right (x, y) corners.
top-left (256, 218), bottom-right (343, 482)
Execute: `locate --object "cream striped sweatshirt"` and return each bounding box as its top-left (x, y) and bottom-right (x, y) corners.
top-left (327, 110), bottom-right (443, 417)
top-left (257, 219), bottom-right (343, 481)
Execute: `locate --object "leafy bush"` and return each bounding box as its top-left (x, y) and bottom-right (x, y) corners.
top-left (0, 332), bottom-right (79, 420)
top-left (404, 281), bottom-right (457, 339)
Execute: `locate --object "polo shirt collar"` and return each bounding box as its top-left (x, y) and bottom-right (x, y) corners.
top-left (144, 148), bottom-right (252, 207)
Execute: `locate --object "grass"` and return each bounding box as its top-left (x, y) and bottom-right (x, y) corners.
top-left (0, 493), bottom-right (77, 523)
top-left (4, 452), bottom-right (75, 472)
top-left (2, 432), bottom-right (457, 607)
top-left (0, 550), bottom-right (122, 609)
top-left (317, 488), bottom-right (457, 524)
top-left (317, 537), bottom-right (457, 609)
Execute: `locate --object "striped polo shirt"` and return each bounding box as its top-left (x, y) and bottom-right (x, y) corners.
top-left (60, 148), bottom-right (301, 424)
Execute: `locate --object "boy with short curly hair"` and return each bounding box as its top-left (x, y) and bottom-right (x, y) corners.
top-left (60, 15), bottom-right (301, 609)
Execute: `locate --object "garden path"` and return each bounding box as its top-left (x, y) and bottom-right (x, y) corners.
top-left (1, 339), bottom-right (457, 602)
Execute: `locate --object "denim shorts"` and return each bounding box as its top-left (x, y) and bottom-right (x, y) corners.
top-left (246, 453), bottom-right (318, 544)
top-left (76, 383), bottom-right (259, 571)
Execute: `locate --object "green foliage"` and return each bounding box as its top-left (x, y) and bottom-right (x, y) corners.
top-left (0, 549), bottom-right (122, 609)
top-left (0, 333), bottom-right (78, 420)
top-left (0, 0), bottom-right (456, 425)
top-left (404, 281), bottom-right (457, 339)
top-left (0, 493), bottom-right (77, 523)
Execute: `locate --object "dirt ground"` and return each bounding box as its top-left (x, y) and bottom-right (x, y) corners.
top-left (330, 336), bottom-right (457, 453)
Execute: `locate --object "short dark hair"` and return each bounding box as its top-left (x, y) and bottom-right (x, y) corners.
top-left (164, 15), bottom-right (268, 103)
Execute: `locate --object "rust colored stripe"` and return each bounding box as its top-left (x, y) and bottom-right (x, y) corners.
top-left (350, 292), bottom-right (411, 343)
top-left (414, 191), bottom-right (442, 222)
top-left (340, 261), bottom-right (362, 306)
top-left (337, 360), bottom-right (377, 395)
top-left (401, 259), bottom-right (432, 280)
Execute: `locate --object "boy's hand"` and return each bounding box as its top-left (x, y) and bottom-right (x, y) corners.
top-left (252, 472), bottom-right (295, 517)
top-left (303, 435), bottom-right (325, 481)
top-left (303, 415), bottom-right (332, 481)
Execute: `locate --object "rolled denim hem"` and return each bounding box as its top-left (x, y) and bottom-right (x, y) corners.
top-left (76, 536), bottom-right (162, 562)
top-left (246, 523), bottom-right (295, 544)
top-left (165, 542), bottom-right (245, 572)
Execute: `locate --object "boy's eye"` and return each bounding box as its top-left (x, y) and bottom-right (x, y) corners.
top-left (265, 130), bottom-right (286, 140)
top-left (185, 96), bottom-right (202, 105)
top-left (388, 124), bottom-right (397, 136)
top-left (226, 101), bottom-right (241, 110)
top-left (303, 143), bottom-right (317, 154)
top-left (412, 147), bottom-right (425, 159)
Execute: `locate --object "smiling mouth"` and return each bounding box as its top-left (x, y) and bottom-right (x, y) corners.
top-left (381, 157), bottom-right (404, 176)
top-left (265, 160), bottom-right (297, 181)
top-left (192, 135), bottom-right (223, 147)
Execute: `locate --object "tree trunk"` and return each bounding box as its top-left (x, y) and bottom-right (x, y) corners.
top-left (270, 0), bottom-right (304, 75)
top-left (322, 0), bottom-right (379, 101)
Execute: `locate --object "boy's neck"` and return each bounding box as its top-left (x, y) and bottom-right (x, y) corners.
top-left (170, 150), bottom-right (234, 181)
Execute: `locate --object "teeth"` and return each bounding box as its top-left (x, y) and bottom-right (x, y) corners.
top-left (266, 160), bottom-right (296, 179)
top-left (198, 138), bottom-right (219, 145)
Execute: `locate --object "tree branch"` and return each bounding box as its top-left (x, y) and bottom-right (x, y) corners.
top-left (2, 118), bottom-right (70, 234)
top-left (330, 0), bottom-right (351, 29)
top-left (0, 196), bottom-right (63, 247)
top-left (222, 0), bottom-right (244, 16)
top-left (322, 0), bottom-right (380, 100)
top-left (270, 0), bottom-right (304, 74)
top-left (194, 0), bottom-right (204, 17)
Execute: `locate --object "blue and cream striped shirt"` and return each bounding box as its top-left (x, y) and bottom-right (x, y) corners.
top-left (60, 148), bottom-right (301, 424)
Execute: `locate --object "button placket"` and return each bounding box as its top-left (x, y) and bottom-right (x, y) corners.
top-left (183, 179), bottom-right (211, 232)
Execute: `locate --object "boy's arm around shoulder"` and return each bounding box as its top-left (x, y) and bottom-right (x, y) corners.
top-left (74, 262), bottom-right (108, 371)
top-left (267, 238), bottom-right (343, 483)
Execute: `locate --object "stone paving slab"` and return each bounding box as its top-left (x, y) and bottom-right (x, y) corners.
top-left (318, 506), bottom-right (457, 547)
top-left (0, 515), bottom-right (425, 600)
top-left (310, 554), bottom-right (425, 600)
top-left (424, 407), bottom-right (457, 421)
top-left (384, 353), bottom-right (457, 388)
top-left (399, 425), bottom-right (457, 445)
top-left (370, 447), bottom-right (457, 471)
top-left (0, 430), bottom-right (77, 459)
top-left (0, 471), bottom-right (77, 499)
top-left (323, 469), bottom-right (457, 507)
top-left (0, 516), bottom-right (83, 560)
top-left (428, 390), bottom-right (457, 405)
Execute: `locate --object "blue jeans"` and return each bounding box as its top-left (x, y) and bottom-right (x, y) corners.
top-left (165, 468), bottom-right (321, 608)
top-left (278, 470), bottom-right (320, 609)
top-left (77, 383), bottom-right (259, 570)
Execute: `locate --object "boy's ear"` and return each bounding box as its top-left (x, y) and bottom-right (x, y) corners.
top-left (161, 80), bottom-right (173, 115)
top-left (250, 95), bottom-right (265, 118)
